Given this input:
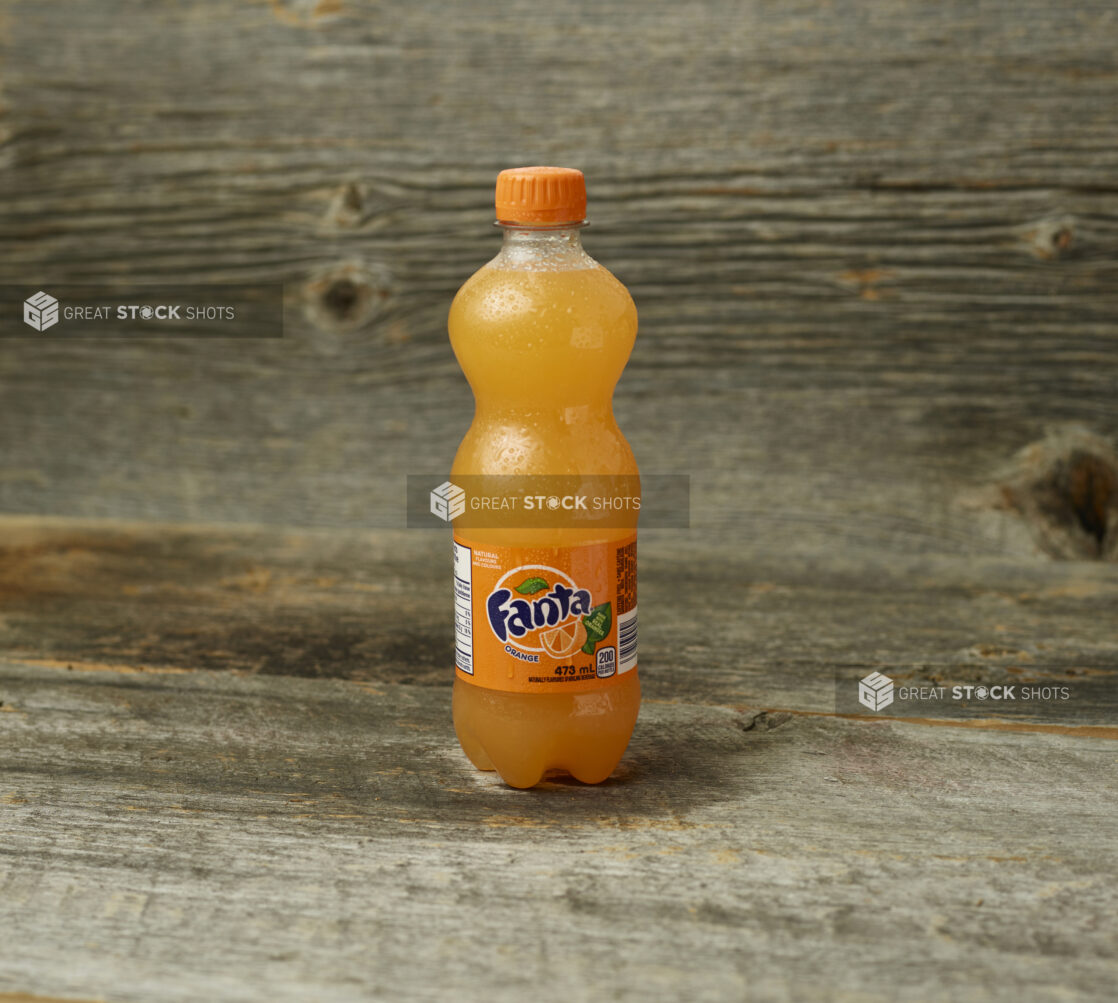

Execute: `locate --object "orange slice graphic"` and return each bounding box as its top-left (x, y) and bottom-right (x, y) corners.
top-left (539, 621), bottom-right (584, 658)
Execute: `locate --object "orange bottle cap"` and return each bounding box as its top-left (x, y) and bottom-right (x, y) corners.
top-left (495, 166), bottom-right (587, 225)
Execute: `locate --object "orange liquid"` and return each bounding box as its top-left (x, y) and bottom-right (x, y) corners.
top-left (449, 243), bottom-right (640, 788)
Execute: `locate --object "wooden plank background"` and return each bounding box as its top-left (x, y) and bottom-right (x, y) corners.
top-left (1, 1), bottom-right (1117, 1000)
top-left (2, 653), bottom-right (1116, 1002)
top-left (0, 0), bottom-right (1115, 556)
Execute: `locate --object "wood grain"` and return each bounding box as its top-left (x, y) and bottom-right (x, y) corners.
top-left (1, 1), bottom-right (1117, 997)
top-left (2, 657), bottom-right (1116, 1002)
top-left (0, 0), bottom-right (1115, 552)
top-left (1, 516), bottom-right (1115, 721)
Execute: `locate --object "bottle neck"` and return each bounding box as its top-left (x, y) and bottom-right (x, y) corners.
top-left (494, 223), bottom-right (593, 269)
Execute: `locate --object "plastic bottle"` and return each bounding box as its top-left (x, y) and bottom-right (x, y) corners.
top-left (448, 166), bottom-right (640, 788)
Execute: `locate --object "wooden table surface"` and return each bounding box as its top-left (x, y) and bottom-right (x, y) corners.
top-left (1, 516), bottom-right (1116, 1001)
top-left (2, 0), bottom-right (1117, 999)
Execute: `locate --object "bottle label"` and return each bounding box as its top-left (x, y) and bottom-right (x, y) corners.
top-left (453, 533), bottom-right (637, 693)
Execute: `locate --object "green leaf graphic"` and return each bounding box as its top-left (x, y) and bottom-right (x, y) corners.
top-left (580, 602), bottom-right (612, 654)
top-left (514, 576), bottom-right (549, 595)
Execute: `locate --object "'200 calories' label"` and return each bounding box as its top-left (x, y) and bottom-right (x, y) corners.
top-left (453, 534), bottom-right (637, 693)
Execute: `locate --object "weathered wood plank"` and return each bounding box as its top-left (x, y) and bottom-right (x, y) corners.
top-left (0, 995), bottom-right (101, 1003)
top-left (1, 516), bottom-right (1115, 723)
top-left (2, 3), bottom-right (1116, 999)
top-left (1, 659), bottom-right (1116, 1001)
top-left (0, 1), bottom-right (1115, 543)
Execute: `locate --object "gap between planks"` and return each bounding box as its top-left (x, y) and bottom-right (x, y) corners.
top-left (6, 656), bottom-right (1116, 741)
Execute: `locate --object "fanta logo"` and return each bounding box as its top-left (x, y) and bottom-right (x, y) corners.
top-left (486, 566), bottom-right (591, 650)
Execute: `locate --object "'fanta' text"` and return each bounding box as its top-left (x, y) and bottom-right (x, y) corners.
top-left (487, 582), bottom-right (592, 643)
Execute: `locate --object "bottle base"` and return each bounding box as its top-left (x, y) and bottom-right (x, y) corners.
top-left (452, 673), bottom-right (641, 789)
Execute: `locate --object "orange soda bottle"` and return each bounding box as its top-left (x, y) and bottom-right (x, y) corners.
top-left (448, 166), bottom-right (640, 788)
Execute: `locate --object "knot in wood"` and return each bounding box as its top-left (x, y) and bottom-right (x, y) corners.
top-left (1026, 216), bottom-right (1075, 260)
top-left (303, 261), bottom-right (393, 334)
top-left (998, 429), bottom-right (1118, 559)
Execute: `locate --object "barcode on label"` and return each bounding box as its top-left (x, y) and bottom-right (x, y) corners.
top-left (617, 605), bottom-right (638, 673)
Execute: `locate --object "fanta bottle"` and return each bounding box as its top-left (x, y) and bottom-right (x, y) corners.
top-left (448, 166), bottom-right (640, 788)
